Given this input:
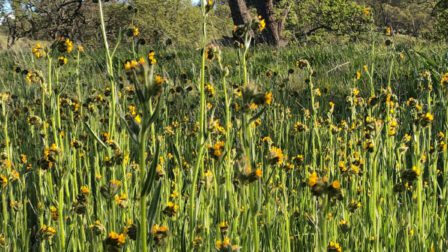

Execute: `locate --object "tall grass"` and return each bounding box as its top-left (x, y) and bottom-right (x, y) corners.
top-left (0, 4), bottom-right (447, 251)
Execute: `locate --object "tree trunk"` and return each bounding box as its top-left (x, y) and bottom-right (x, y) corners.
top-left (256, 0), bottom-right (281, 46)
top-left (228, 0), bottom-right (252, 26)
top-left (227, 0), bottom-right (289, 46)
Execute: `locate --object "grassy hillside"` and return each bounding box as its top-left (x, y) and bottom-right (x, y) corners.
top-left (0, 32), bottom-right (48, 51)
top-left (1, 34), bottom-right (446, 104)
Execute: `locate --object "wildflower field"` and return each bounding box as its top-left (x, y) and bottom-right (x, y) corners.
top-left (1, 2), bottom-right (448, 252)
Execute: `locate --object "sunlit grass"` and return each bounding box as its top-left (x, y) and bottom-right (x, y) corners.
top-left (0, 2), bottom-right (447, 252)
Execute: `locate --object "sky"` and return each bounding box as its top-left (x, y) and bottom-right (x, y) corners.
top-left (3, 2), bottom-right (11, 12)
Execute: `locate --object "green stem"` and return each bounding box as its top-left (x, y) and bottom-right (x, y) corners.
top-left (139, 130), bottom-right (148, 252)
top-left (58, 184), bottom-right (65, 251)
top-left (98, 0), bottom-right (117, 136)
top-left (190, 0), bottom-right (208, 244)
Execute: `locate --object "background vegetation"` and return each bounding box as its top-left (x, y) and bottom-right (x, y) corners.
top-left (1, 0), bottom-right (448, 48)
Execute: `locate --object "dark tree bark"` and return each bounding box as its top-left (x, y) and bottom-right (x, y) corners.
top-left (255, 0), bottom-right (280, 46)
top-left (228, 0), bottom-right (252, 26)
top-left (228, 0), bottom-right (289, 46)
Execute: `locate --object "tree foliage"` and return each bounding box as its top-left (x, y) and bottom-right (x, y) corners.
top-left (225, 0), bottom-right (373, 45)
top-left (118, 0), bottom-right (232, 46)
top-left (2, 0), bottom-right (133, 47)
top-left (285, 0), bottom-right (373, 41)
top-left (434, 0), bottom-right (448, 40)
top-left (362, 0), bottom-right (441, 38)
top-left (8, 0), bottom-right (87, 43)
top-left (2, 0), bottom-right (448, 47)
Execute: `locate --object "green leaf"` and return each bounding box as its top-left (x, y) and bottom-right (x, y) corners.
top-left (119, 116), bottom-right (139, 143)
top-left (248, 107), bottom-right (267, 126)
top-left (84, 122), bottom-right (109, 149)
top-left (148, 181), bottom-right (162, 228)
top-left (181, 222), bottom-right (187, 252)
top-left (142, 99), bottom-right (161, 135)
top-left (141, 141), bottom-right (160, 197)
top-left (170, 141), bottom-right (183, 171)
